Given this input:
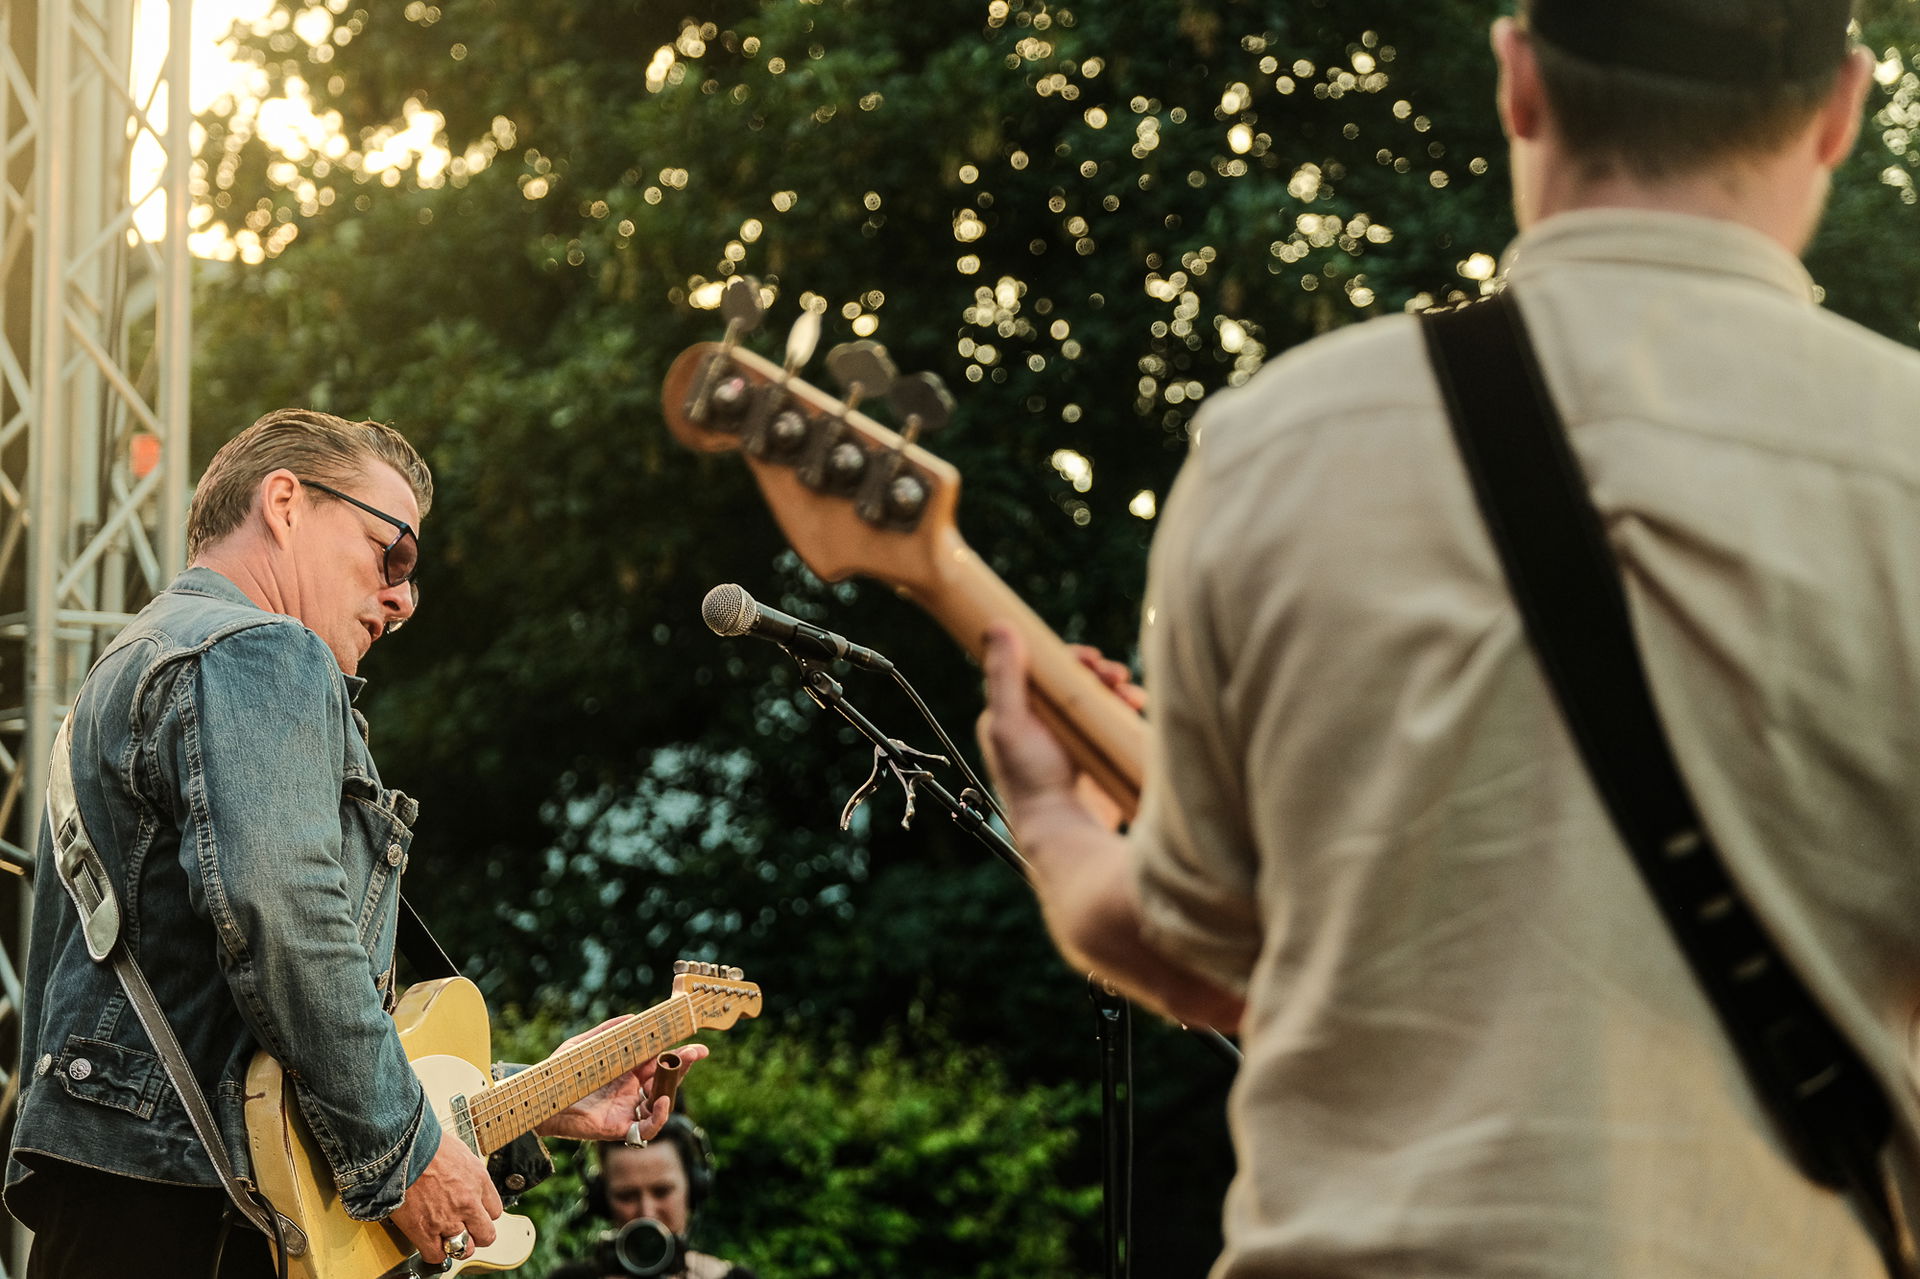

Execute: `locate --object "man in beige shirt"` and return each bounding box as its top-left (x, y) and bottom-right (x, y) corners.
top-left (979, 1), bottom-right (1920, 1275)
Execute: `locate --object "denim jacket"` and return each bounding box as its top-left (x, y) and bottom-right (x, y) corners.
top-left (5, 568), bottom-right (440, 1225)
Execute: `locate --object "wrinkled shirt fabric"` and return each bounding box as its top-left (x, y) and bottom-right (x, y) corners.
top-left (6, 567), bottom-right (439, 1226)
top-left (1131, 210), bottom-right (1920, 1277)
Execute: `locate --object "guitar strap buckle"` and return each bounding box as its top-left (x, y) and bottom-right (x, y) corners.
top-left (46, 719), bottom-right (122, 963)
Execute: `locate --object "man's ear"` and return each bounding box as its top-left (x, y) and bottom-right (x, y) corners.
top-left (1814, 45), bottom-right (1875, 171)
top-left (257, 469), bottom-right (303, 547)
top-left (1492, 17), bottom-right (1547, 142)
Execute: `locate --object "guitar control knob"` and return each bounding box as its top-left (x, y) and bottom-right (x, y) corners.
top-left (887, 474), bottom-right (928, 519)
top-left (828, 442), bottom-right (867, 485)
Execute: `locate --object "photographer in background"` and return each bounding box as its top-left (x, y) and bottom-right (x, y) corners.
top-left (547, 1112), bottom-right (757, 1279)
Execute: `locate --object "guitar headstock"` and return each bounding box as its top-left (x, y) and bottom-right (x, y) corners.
top-left (662, 312), bottom-right (962, 593)
top-left (671, 960), bottom-right (763, 1031)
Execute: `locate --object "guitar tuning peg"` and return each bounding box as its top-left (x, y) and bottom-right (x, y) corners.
top-left (887, 372), bottom-right (954, 445)
top-left (688, 279), bottom-right (766, 424)
top-left (785, 308), bottom-right (823, 375)
top-left (721, 276), bottom-right (766, 334)
top-left (725, 966), bottom-right (744, 981)
top-left (826, 341), bottom-right (897, 404)
top-left (672, 959), bottom-right (691, 975)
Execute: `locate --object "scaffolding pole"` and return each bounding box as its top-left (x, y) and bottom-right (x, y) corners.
top-left (0, 0), bottom-right (192, 1269)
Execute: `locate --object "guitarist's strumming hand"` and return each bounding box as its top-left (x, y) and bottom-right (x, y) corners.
top-left (387, 1128), bottom-right (504, 1267)
top-left (533, 1021), bottom-right (712, 1142)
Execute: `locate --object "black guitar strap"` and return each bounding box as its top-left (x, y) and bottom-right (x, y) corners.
top-left (1419, 292), bottom-right (1912, 1278)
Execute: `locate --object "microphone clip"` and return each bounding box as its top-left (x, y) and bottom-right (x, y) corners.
top-left (840, 739), bottom-right (950, 832)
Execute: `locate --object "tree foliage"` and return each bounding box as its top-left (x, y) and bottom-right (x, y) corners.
top-left (192, 2), bottom-right (1920, 1272)
top-left (493, 1011), bottom-right (1098, 1278)
top-left (197, 0), bottom-right (1526, 1017)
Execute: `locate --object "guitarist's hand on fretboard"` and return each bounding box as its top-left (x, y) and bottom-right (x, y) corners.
top-left (1069, 643), bottom-right (1148, 715)
top-left (532, 1028), bottom-right (711, 1143)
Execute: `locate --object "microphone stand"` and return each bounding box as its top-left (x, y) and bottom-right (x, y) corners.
top-left (791, 654), bottom-right (1025, 875)
top-left (787, 650), bottom-right (1239, 1279)
top-left (1090, 977), bottom-right (1132, 1279)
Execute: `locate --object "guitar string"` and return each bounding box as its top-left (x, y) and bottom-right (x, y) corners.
top-left (465, 995), bottom-right (710, 1154)
top-left (468, 998), bottom-right (697, 1151)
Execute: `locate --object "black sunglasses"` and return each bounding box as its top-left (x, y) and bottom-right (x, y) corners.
top-left (298, 478), bottom-right (420, 589)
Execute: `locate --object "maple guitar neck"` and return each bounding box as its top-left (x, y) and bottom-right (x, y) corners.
top-left (460, 975), bottom-right (755, 1157)
top-left (899, 522), bottom-right (1145, 821)
top-left (661, 340), bottom-right (1145, 822)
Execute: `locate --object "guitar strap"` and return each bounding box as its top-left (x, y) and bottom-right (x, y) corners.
top-left (400, 880), bottom-right (557, 1202)
top-left (398, 894), bottom-right (459, 980)
top-left (1419, 292), bottom-right (1914, 1278)
top-left (45, 714), bottom-right (294, 1250)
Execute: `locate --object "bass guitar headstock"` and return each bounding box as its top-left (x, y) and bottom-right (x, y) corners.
top-left (662, 280), bottom-right (1147, 821)
top-left (661, 279), bottom-right (962, 593)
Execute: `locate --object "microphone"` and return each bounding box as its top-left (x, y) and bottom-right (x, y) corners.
top-left (701, 583), bottom-right (894, 672)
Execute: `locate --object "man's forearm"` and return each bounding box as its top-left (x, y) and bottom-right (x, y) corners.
top-left (1014, 794), bottom-right (1245, 1033)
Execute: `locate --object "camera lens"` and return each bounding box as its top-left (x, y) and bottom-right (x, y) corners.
top-left (591, 1218), bottom-right (685, 1277)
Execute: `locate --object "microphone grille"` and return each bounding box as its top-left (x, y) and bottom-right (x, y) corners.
top-left (701, 583), bottom-right (756, 637)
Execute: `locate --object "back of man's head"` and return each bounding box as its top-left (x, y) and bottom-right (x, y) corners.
top-left (188, 408), bottom-right (433, 560)
top-left (1521, 0), bottom-right (1855, 179)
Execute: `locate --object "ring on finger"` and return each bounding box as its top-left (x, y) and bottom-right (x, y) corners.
top-left (443, 1229), bottom-right (473, 1260)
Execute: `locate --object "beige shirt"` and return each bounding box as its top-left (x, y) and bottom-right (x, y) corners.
top-left (1131, 208), bottom-right (1920, 1277)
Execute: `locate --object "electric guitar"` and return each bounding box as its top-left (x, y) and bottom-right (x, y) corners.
top-left (244, 962), bottom-right (762, 1278)
top-left (661, 299), bottom-right (1145, 821)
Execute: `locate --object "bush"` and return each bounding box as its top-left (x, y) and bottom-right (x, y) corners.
top-left (492, 1007), bottom-right (1101, 1278)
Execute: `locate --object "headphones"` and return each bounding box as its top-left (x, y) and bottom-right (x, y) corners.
top-left (584, 1112), bottom-right (717, 1219)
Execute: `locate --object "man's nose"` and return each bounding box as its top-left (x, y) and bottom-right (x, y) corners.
top-left (380, 579), bottom-right (418, 624)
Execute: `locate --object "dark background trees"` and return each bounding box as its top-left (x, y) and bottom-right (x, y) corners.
top-left (191, 2), bottom-right (1920, 1273)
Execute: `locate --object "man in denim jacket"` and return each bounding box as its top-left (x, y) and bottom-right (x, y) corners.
top-left (5, 410), bottom-right (694, 1277)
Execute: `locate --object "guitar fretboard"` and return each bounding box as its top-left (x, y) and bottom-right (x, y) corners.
top-left (463, 996), bottom-right (702, 1156)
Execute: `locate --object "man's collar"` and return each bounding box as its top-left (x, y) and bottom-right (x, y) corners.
top-left (1498, 208), bottom-right (1818, 303)
top-left (167, 566), bottom-right (368, 700)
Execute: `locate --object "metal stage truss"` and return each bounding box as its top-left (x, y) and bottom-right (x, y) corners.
top-left (0, 0), bottom-right (193, 1268)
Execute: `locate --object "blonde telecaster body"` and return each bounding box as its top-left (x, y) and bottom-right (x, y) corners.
top-left (244, 966), bottom-right (760, 1279)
